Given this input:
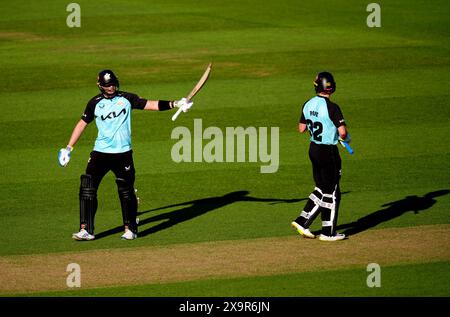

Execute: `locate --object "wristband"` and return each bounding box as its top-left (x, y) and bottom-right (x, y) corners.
top-left (158, 100), bottom-right (174, 111)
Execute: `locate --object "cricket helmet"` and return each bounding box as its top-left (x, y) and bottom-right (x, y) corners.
top-left (97, 69), bottom-right (119, 92)
top-left (313, 71), bottom-right (336, 94)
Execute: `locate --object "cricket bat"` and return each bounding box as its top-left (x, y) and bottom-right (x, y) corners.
top-left (172, 62), bottom-right (212, 121)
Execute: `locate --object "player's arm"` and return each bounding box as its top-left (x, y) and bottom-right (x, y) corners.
top-left (58, 99), bottom-right (95, 167)
top-left (338, 125), bottom-right (348, 141)
top-left (143, 99), bottom-right (193, 112)
top-left (58, 119), bottom-right (88, 167)
top-left (327, 100), bottom-right (351, 142)
top-left (124, 92), bottom-right (192, 112)
top-left (143, 100), bottom-right (175, 111)
top-left (298, 123), bottom-right (307, 133)
top-left (298, 103), bottom-right (308, 133)
top-left (67, 119), bottom-right (88, 148)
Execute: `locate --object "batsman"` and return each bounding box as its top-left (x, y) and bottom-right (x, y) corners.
top-left (291, 71), bottom-right (351, 241)
top-left (58, 70), bottom-right (193, 240)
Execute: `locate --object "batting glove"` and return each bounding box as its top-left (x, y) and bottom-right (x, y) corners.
top-left (339, 133), bottom-right (352, 144)
top-left (58, 146), bottom-right (73, 167)
top-left (174, 98), bottom-right (194, 113)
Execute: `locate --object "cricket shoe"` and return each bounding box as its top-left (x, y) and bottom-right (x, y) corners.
top-left (121, 229), bottom-right (137, 240)
top-left (291, 221), bottom-right (315, 239)
top-left (72, 229), bottom-right (95, 241)
top-left (318, 233), bottom-right (346, 241)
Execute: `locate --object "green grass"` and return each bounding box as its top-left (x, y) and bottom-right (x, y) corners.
top-left (17, 261), bottom-right (450, 297)
top-left (0, 0), bottom-right (449, 296)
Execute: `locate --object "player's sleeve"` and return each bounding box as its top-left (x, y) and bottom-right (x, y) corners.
top-left (299, 102), bottom-right (307, 124)
top-left (81, 98), bottom-right (97, 123)
top-left (327, 100), bottom-right (346, 128)
top-left (123, 92), bottom-right (148, 110)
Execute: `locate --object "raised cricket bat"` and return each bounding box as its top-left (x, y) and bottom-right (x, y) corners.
top-left (172, 62), bottom-right (212, 121)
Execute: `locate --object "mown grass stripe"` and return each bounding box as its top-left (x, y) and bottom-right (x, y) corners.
top-left (1, 224), bottom-right (448, 294)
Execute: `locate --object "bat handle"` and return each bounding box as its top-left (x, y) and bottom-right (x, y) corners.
top-left (171, 107), bottom-right (183, 121)
top-left (340, 140), bottom-right (354, 155)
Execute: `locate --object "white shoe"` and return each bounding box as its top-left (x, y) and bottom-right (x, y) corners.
top-left (319, 233), bottom-right (346, 241)
top-left (291, 221), bottom-right (315, 239)
top-left (72, 228), bottom-right (95, 241)
top-left (121, 229), bottom-right (137, 240)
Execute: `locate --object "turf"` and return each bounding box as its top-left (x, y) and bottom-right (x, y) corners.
top-left (0, 0), bottom-right (449, 296)
top-left (18, 261), bottom-right (450, 297)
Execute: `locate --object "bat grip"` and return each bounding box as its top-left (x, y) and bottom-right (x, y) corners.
top-left (340, 140), bottom-right (354, 155)
top-left (171, 107), bottom-right (183, 121)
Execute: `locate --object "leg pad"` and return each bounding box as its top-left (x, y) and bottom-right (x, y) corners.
top-left (79, 174), bottom-right (97, 235)
top-left (116, 178), bottom-right (138, 234)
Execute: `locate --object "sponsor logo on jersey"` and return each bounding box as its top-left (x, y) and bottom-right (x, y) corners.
top-left (100, 108), bottom-right (126, 121)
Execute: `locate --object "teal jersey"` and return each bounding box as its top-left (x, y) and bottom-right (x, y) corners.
top-left (82, 92), bottom-right (147, 153)
top-left (299, 96), bottom-right (346, 145)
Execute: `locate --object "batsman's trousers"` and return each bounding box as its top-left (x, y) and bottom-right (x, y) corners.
top-left (296, 142), bottom-right (342, 236)
top-left (79, 150), bottom-right (138, 234)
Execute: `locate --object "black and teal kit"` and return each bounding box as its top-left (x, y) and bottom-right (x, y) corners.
top-left (295, 95), bottom-right (347, 237)
top-left (79, 91), bottom-right (146, 235)
top-left (82, 91), bottom-right (147, 153)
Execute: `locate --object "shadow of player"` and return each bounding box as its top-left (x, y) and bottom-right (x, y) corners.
top-left (336, 189), bottom-right (450, 237)
top-left (138, 190), bottom-right (305, 237)
top-left (95, 190), bottom-right (305, 239)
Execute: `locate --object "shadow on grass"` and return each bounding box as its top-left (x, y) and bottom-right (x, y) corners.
top-left (335, 189), bottom-right (450, 237)
top-left (95, 190), bottom-right (306, 239)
